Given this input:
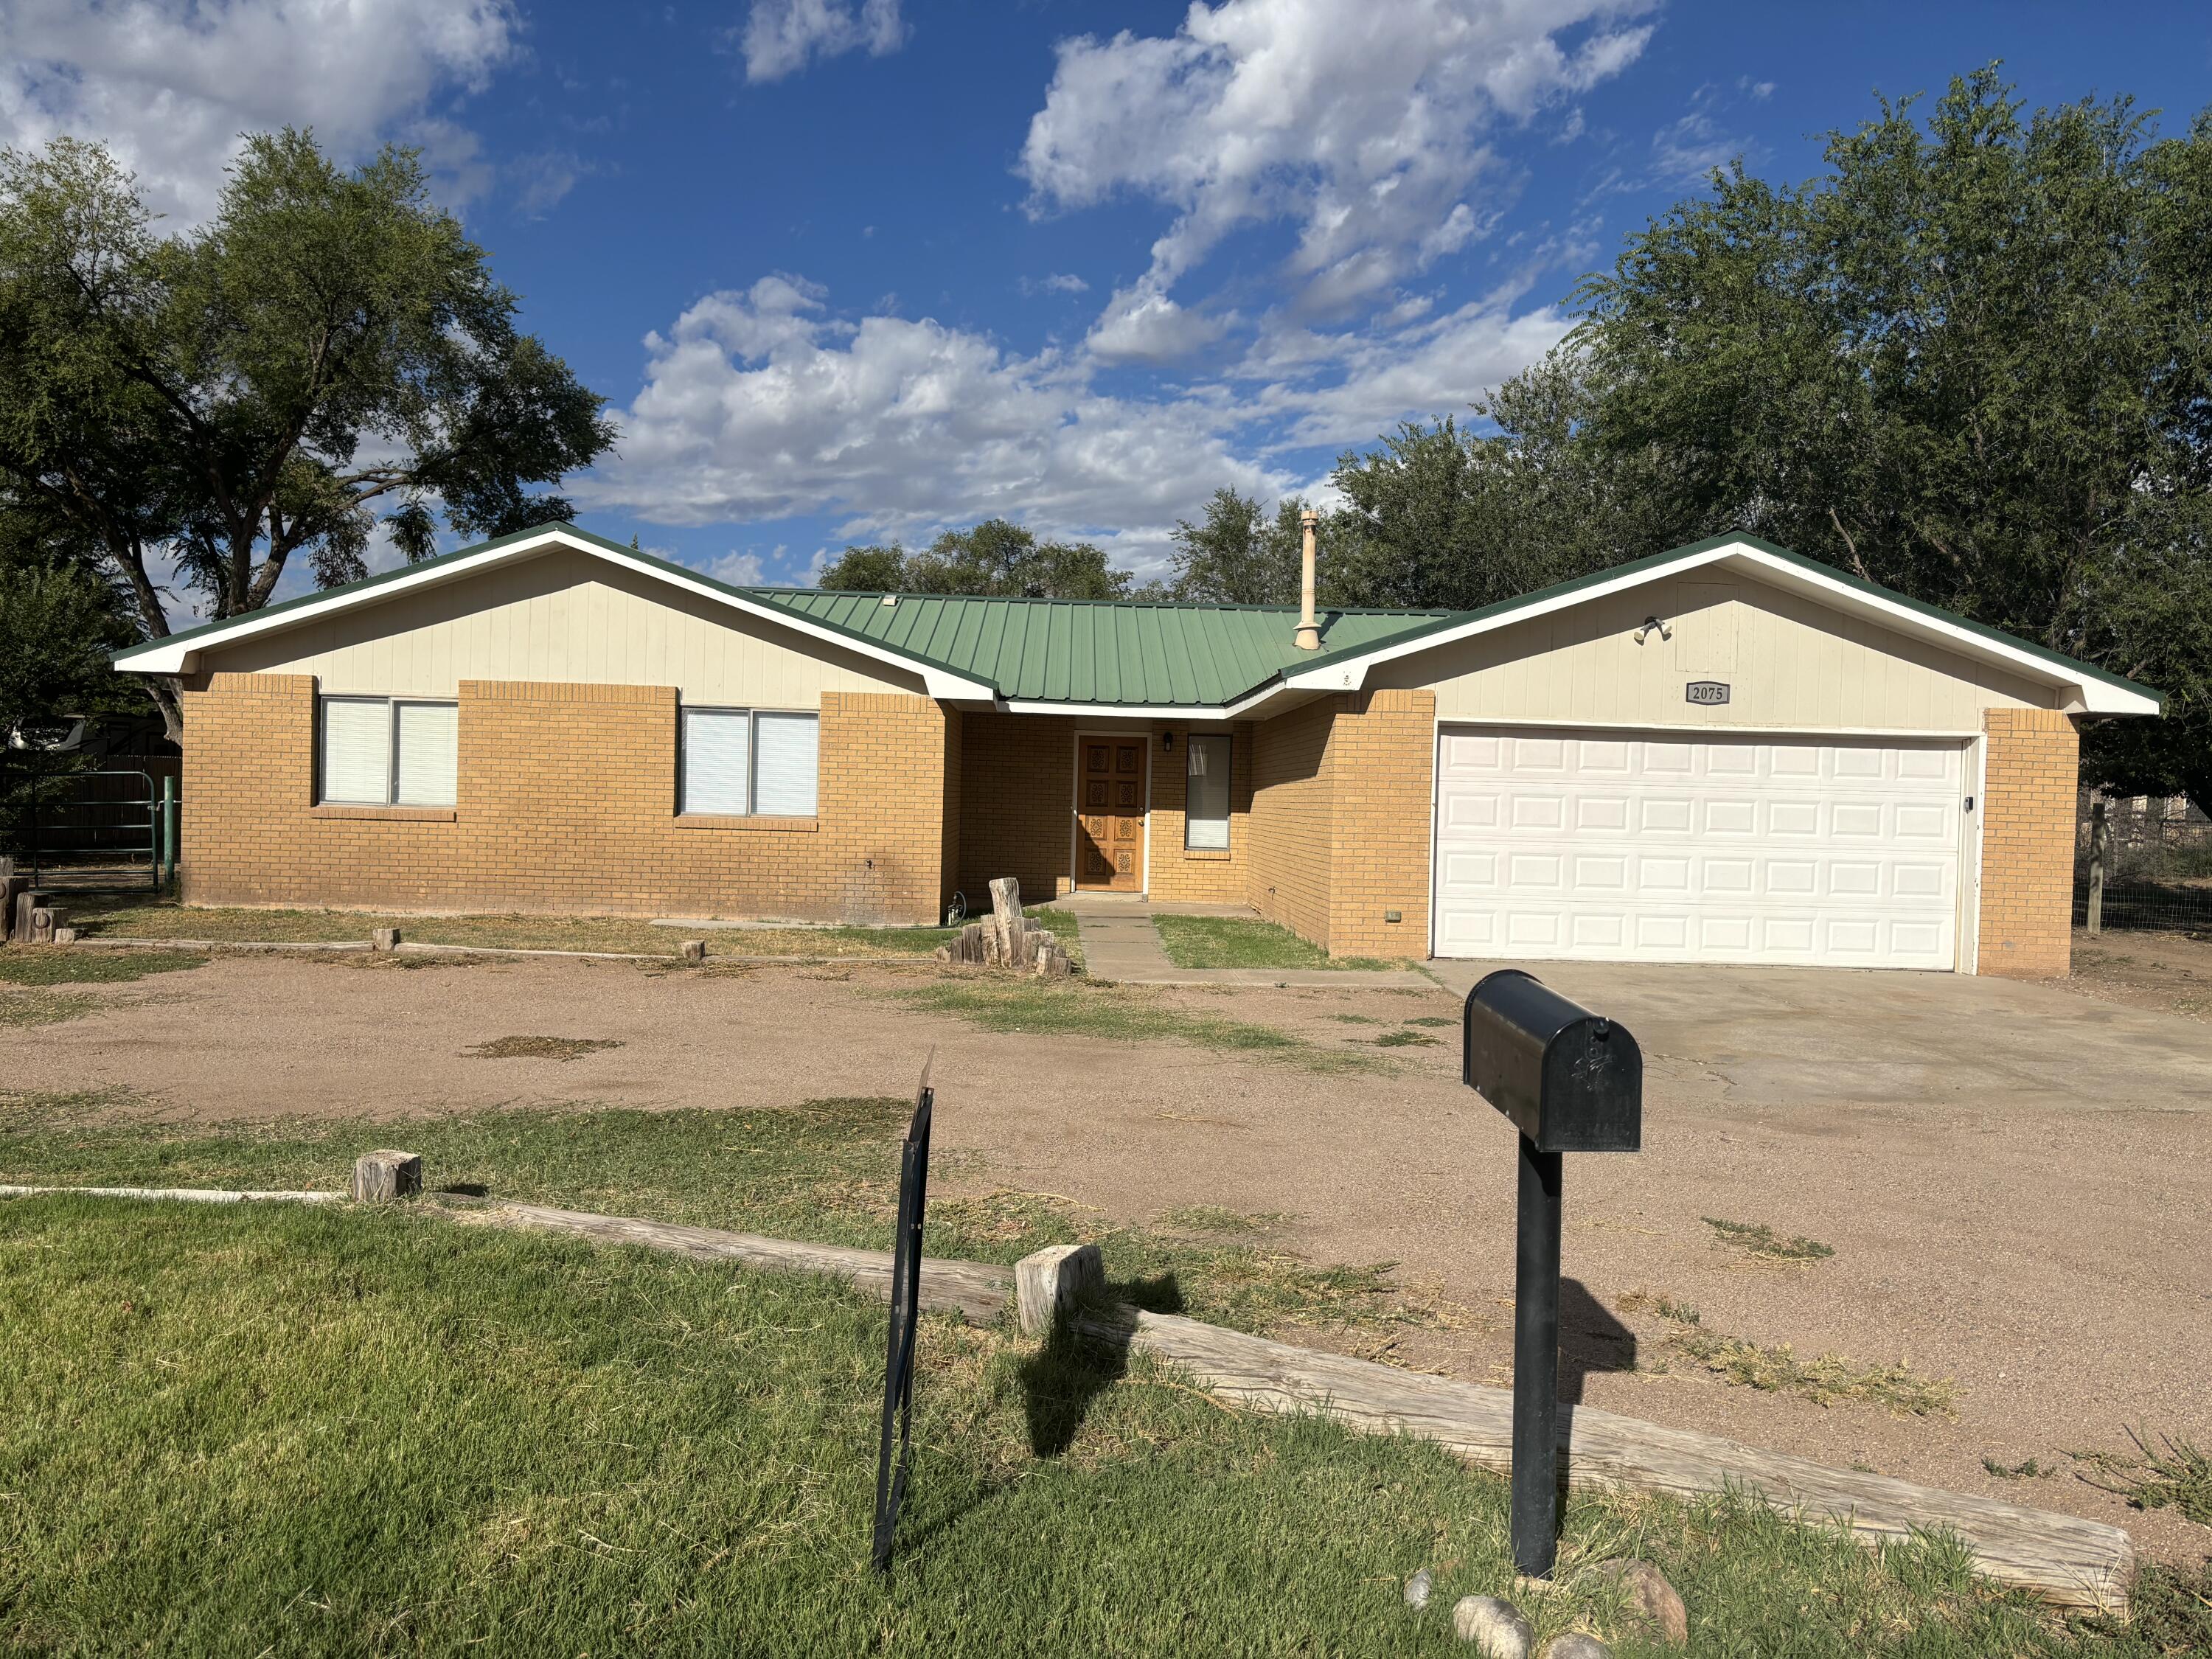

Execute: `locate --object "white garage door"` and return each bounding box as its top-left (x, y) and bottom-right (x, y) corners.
top-left (1433, 727), bottom-right (1968, 969)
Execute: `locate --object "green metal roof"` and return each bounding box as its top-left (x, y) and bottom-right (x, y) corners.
top-left (748, 589), bottom-right (1453, 706)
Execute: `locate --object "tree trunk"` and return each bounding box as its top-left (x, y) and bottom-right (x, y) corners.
top-left (146, 677), bottom-right (184, 744)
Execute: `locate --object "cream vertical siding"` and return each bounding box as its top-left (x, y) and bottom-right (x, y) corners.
top-left (196, 547), bottom-right (927, 703)
top-left (1374, 573), bottom-right (2053, 730)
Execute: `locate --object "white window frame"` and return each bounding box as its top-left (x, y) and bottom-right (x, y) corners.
top-left (1183, 732), bottom-right (1233, 851)
top-left (318, 695), bottom-right (458, 807)
top-left (680, 706), bottom-right (821, 818)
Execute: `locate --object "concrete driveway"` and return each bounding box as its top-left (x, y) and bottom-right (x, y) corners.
top-left (1422, 958), bottom-right (2212, 1111)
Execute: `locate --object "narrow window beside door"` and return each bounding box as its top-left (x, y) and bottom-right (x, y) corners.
top-left (681, 707), bottom-right (819, 816)
top-left (319, 696), bottom-right (458, 807)
top-left (1185, 733), bottom-right (1231, 849)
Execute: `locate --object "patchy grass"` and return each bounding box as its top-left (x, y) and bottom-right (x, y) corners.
top-left (1369, 1029), bottom-right (1439, 1048)
top-left (1670, 1331), bottom-right (1956, 1417)
top-left (66, 894), bottom-right (956, 959)
top-left (0, 990), bottom-right (97, 1029)
top-left (891, 978), bottom-right (1369, 1071)
top-left (2070, 1428), bottom-right (2212, 1526)
top-left (462, 1036), bottom-right (625, 1062)
top-left (1983, 1456), bottom-right (2056, 1481)
top-left (0, 947), bottom-right (207, 985)
top-left (1703, 1215), bottom-right (1837, 1263)
top-left (1402, 1016), bottom-right (1455, 1029)
top-left (1151, 915), bottom-right (1399, 972)
top-left (0, 1094), bottom-right (1403, 1340)
top-left (1622, 1292), bottom-right (1955, 1417)
top-left (0, 1198), bottom-right (2143, 1656)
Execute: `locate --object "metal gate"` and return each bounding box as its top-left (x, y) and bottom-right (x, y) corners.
top-left (4, 767), bottom-right (174, 891)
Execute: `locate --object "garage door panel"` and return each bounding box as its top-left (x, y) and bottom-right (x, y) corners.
top-left (1435, 726), bottom-right (1964, 970)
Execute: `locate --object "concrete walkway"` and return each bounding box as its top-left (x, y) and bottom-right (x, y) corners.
top-left (1056, 897), bottom-right (1434, 990)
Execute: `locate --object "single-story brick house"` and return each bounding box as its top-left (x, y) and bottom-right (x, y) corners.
top-left (116, 523), bottom-right (2159, 978)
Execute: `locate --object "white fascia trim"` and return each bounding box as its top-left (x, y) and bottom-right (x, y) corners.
top-left (1284, 540), bottom-right (2161, 717)
top-left (1000, 681), bottom-right (1295, 721)
top-left (114, 529), bottom-right (999, 702)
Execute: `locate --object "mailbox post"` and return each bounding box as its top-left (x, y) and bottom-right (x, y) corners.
top-left (1462, 969), bottom-right (1642, 1579)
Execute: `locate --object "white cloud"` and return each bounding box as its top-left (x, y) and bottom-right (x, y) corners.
top-left (708, 549), bottom-right (768, 585)
top-left (738, 0), bottom-right (905, 84)
top-left (588, 272), bottom-right (1568, 578)
top-left (1040, 272), bottom-right (1088, 294)
top-left (1649, 110), bottom-right (1743, 184)
top-left (1019, 0), bottom-right (1655, 345)
top-left (0, 0), bottom-right (521, 223)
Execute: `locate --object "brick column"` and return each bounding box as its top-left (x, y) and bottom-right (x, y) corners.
top-left (1326, 688), bottom-right (1436, 959)
top-left (1977, 708), bottom-right (2079, 978)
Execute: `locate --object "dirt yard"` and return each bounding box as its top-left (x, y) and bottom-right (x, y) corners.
top-left (10, 945), bottom-right (2211, 1567)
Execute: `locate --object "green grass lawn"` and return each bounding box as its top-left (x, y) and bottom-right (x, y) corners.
top-left (1, 1194), bottom-right (2192, 1656)
top-left (66, 893), bottom-right (957, 959)
top-left (1152, 914), bottom-right (1405, 971)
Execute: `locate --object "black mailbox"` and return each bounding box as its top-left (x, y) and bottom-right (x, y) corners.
top-left (1464, 968), bottom-right (1644, 1584)
top-left (1463, 969), bottom-right (1641, 1153)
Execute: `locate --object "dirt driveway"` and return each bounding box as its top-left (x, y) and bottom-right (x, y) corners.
top-left (13, 946), bottom-right (2212, 1565)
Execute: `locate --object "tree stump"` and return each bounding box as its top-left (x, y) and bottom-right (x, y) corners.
top-left (14, 888), bottom-right (51, 946)
top-left (370, 928), bottom-right (401, 953)
top-left (29, 907), bottom-right (59, 945)
top-left (351, 1150), bottom-right (422, 1202)
top-left (681, 939), bottom-right (709, 964)
top-left (52, 927), bottom-right (77, 945)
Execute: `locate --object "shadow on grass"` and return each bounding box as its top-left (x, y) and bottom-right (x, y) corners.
top-left (1015, 1270), bottom-right (1183, 1460)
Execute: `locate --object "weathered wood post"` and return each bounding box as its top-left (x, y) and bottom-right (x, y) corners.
top-left (2087, 798), bottom-right (2109, 936)
top-left (370, 928), bottom-right (401, 953)
top-left (1015, 1243), bottom-right (1105, 1336)
top-left (351, 1150), bottom-right (422, 1201)
top-left (989, 877), bottom-right (1028, 969)
top-left (681, 939), bottom-right (708, 964)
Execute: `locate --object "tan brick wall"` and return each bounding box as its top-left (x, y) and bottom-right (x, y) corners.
top-left (957, 712), bottom-right (1076, 902)
top-left (178, 672), bottom-right (949, 923)
top-left (1247, 697), bottom-right (1340, 947)
top-left (1143, 723), bottom-right (1253, 904)
top-left (1978, 707), bottom-right (2078, 978)
top-left (1326, 689), bottom-right (1435, 959)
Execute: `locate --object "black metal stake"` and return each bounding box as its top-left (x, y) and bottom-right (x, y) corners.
top-left (1510, 1132), bottom-right (1563, 1579)
top-left (872, 1056), bottom-right (934, 1576)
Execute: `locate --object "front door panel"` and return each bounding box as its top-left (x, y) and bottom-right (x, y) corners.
top-left (1077, 738), bottom-right (1147, 891)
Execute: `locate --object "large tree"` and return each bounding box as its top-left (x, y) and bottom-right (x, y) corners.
top-left (1318, 66), bottom-right (2211, 812)
top-left (818, 518), bottom-right (1136, 599)
top-left (1568, 66), bottom-right (2212, 810)
top-left (1165, 487), bottom-right (1312, 605)
top-left (0, 131), bottom-right (614, 736)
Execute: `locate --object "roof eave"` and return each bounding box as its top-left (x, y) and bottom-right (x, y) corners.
top-left (110, 526), bottom-right (998, 701)
top-left (1279, 536), bottom-right (2163, 718)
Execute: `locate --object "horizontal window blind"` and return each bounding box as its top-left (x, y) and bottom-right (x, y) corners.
top-left (322, 699), bottom-right (391, 804)
top-left (1186, 734), bottom-right (1231, 849)
top-left (394, 702), bottom-right (458, 806)
top-left (683, 709), bottom-right (751, 815)
top-left (753, 713), bottom-right (819, 816)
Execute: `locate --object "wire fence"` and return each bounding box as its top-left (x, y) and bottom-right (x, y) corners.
top-left (2073, 789), bottom-right (2212, 934)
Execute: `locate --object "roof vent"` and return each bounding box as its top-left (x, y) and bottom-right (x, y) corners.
top-left (880, 594), bottom-right (897, 606)
top-left (1294, 509), bottom-right (1321, 650)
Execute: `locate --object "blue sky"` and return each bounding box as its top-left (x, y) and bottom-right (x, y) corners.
top-left (7, 0), bottom-right (2212, 597)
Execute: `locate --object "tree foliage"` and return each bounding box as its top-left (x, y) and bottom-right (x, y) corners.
top-left (1165, 487), bottom-right (1312, 605)
top-left (818, 518), bottom-right (1137, 599)
top-left (1318, 66), bottom-right (2212, 810)
top-left (0, 131), bottom-right (614, 734)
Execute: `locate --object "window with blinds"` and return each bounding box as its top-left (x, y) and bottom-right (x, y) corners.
top-left (1185, 733), bottom-right (1232, 849)
top-left (319, 697), bottom-right (458, 807)
top-left (682, 708), bottom-right (818, 816)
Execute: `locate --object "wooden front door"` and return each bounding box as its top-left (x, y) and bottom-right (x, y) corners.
top-left (1076, 737), bottom-right (1148, 891)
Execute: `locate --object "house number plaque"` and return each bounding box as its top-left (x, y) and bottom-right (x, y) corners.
top-left (1684, 681), bottom-right (1731, 706)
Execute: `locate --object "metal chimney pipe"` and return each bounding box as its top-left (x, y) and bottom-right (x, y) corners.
top-left (1294, 508), bottom-right (1321, 650)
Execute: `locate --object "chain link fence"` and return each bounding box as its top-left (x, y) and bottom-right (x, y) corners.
top-left (2073, 788), bottom-right (2212, 934)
